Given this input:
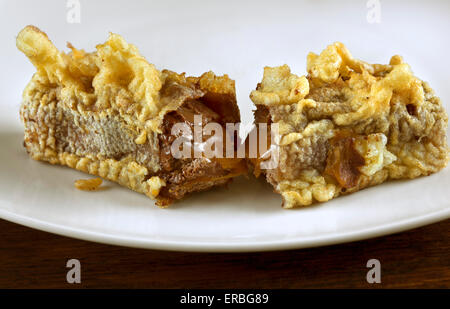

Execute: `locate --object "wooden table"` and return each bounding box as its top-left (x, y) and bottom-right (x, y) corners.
top-left (0, 218), bottom-right (448, 289)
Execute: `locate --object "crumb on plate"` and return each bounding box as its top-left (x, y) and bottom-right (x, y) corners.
top-left (74, 178), bottom-right (103, 191)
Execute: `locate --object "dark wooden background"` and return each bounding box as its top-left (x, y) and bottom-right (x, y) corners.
top-left (0, 218), bottom-right (448, 289)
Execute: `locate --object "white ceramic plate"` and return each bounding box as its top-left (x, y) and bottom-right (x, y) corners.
top-left (0, 0), bottom-right (449, 252)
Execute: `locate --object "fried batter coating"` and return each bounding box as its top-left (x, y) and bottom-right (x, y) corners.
top-left (251, 43), bottom-right (449, 208)
top-left (18, 26), bottom-right (243, 206)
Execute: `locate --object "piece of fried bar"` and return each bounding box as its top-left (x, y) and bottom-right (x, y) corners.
top-left (250, 42), bottom-right (449, 208)
top-left (17, 26), bottom-right (246, 207)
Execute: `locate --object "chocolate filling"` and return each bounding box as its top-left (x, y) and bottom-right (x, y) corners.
top-left (156, 98), bottom-right (246, 205)
top-left (324, 135), bottom-right (365, 189)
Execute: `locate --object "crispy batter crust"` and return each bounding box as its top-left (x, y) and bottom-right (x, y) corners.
top-left (18, 26), bottom-right (243, 206)
top-left (251, 43), bottom-right (449, 208)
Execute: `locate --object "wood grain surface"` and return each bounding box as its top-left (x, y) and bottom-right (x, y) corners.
top-left (0, 218), bottom-right (448, 289)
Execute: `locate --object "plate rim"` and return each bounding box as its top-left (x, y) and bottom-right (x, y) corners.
top-left (1, 207), bottom-right (448, 252)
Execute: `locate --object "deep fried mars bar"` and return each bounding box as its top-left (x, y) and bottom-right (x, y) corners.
top-left (17, 26), bottom-right (246, 207)
top-left (250, 43), bottom-right (449, 208)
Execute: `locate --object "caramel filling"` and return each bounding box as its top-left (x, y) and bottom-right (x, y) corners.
top-left (325, 135), bottom-right (365, 189)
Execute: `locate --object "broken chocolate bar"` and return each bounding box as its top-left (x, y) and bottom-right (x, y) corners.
top-left (250, 43), bottom-right (449, 208)
top-left (17, 26), bottom-right (246, 207)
